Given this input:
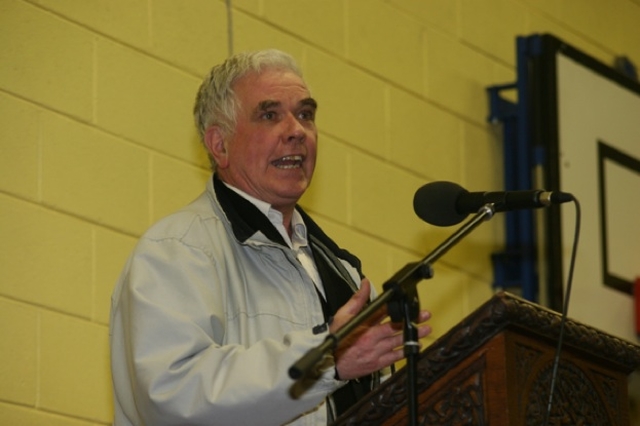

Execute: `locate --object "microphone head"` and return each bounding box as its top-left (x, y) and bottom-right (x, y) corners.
top-left (413, 181), bottom-right (469, 226)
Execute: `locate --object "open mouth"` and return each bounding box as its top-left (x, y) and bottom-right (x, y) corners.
top-left (271, 155), bottom-right (303, 169)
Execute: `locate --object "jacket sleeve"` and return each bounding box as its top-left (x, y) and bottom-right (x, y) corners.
top-left (110, 235), bottom-right (342, 425)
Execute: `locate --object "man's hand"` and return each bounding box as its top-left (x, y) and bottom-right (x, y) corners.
top-left (329, 279), bottom-right (432, 381)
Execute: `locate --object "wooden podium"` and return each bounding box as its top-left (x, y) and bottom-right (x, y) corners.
top-left (332, 292), bottom-right (640, 425)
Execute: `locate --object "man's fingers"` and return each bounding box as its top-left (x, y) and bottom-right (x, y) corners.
top-left (343, 279), bottom-right (371, 315)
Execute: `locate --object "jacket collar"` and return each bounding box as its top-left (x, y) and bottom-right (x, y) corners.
top-left (212, 174), bottom-right (362, 277)
top-left (213, 174), bottom-right (287, 246)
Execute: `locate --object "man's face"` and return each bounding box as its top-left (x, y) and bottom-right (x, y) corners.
top-left (210, 69), bottom-right (318, 212)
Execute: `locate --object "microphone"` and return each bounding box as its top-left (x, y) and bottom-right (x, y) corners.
top-left (413, 181), bottom-right (573, 226)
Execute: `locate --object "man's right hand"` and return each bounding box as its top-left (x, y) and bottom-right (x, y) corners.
top-left (329, 279), bottom-right (432, 381)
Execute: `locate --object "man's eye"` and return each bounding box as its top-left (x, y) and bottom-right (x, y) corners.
top-left (299, 110), bottom-right (315, 121)
top-left (262, 111), bottom-right (277, 120)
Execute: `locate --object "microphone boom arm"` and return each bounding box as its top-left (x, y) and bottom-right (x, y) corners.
top-left (289, 204), bottom-right (496, 426)
top-left (289, 203), bottom-right (496, 378)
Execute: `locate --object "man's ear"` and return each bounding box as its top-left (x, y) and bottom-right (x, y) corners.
top-left (204, 126), bottom-right (229, 169)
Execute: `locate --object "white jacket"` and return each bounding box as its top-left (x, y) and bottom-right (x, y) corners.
top-left (110, 176), bottom-right (365, 425)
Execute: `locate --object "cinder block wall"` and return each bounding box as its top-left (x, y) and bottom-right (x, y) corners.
top-left (1, 0), bottom-right (638, 424)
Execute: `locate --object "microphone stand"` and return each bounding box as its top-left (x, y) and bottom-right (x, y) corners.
top-left (289, 204), bottom-right (496, 425)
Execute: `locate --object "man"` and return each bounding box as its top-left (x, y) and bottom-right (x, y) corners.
top-left (110, 49), bottom-right (432, 425)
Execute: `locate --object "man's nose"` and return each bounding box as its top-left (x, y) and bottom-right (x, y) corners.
top-left (284, 113), bottom-right (306, 142)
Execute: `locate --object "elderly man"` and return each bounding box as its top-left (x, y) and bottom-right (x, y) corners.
top-left (110, 49), bottom-right (432, 425)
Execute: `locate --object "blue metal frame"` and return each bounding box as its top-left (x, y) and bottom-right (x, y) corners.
top-left (486, 35), bottom-right (545, 302)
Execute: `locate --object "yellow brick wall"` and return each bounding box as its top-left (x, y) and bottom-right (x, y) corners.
top-left (1, 0), bottom-right (639, 424)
